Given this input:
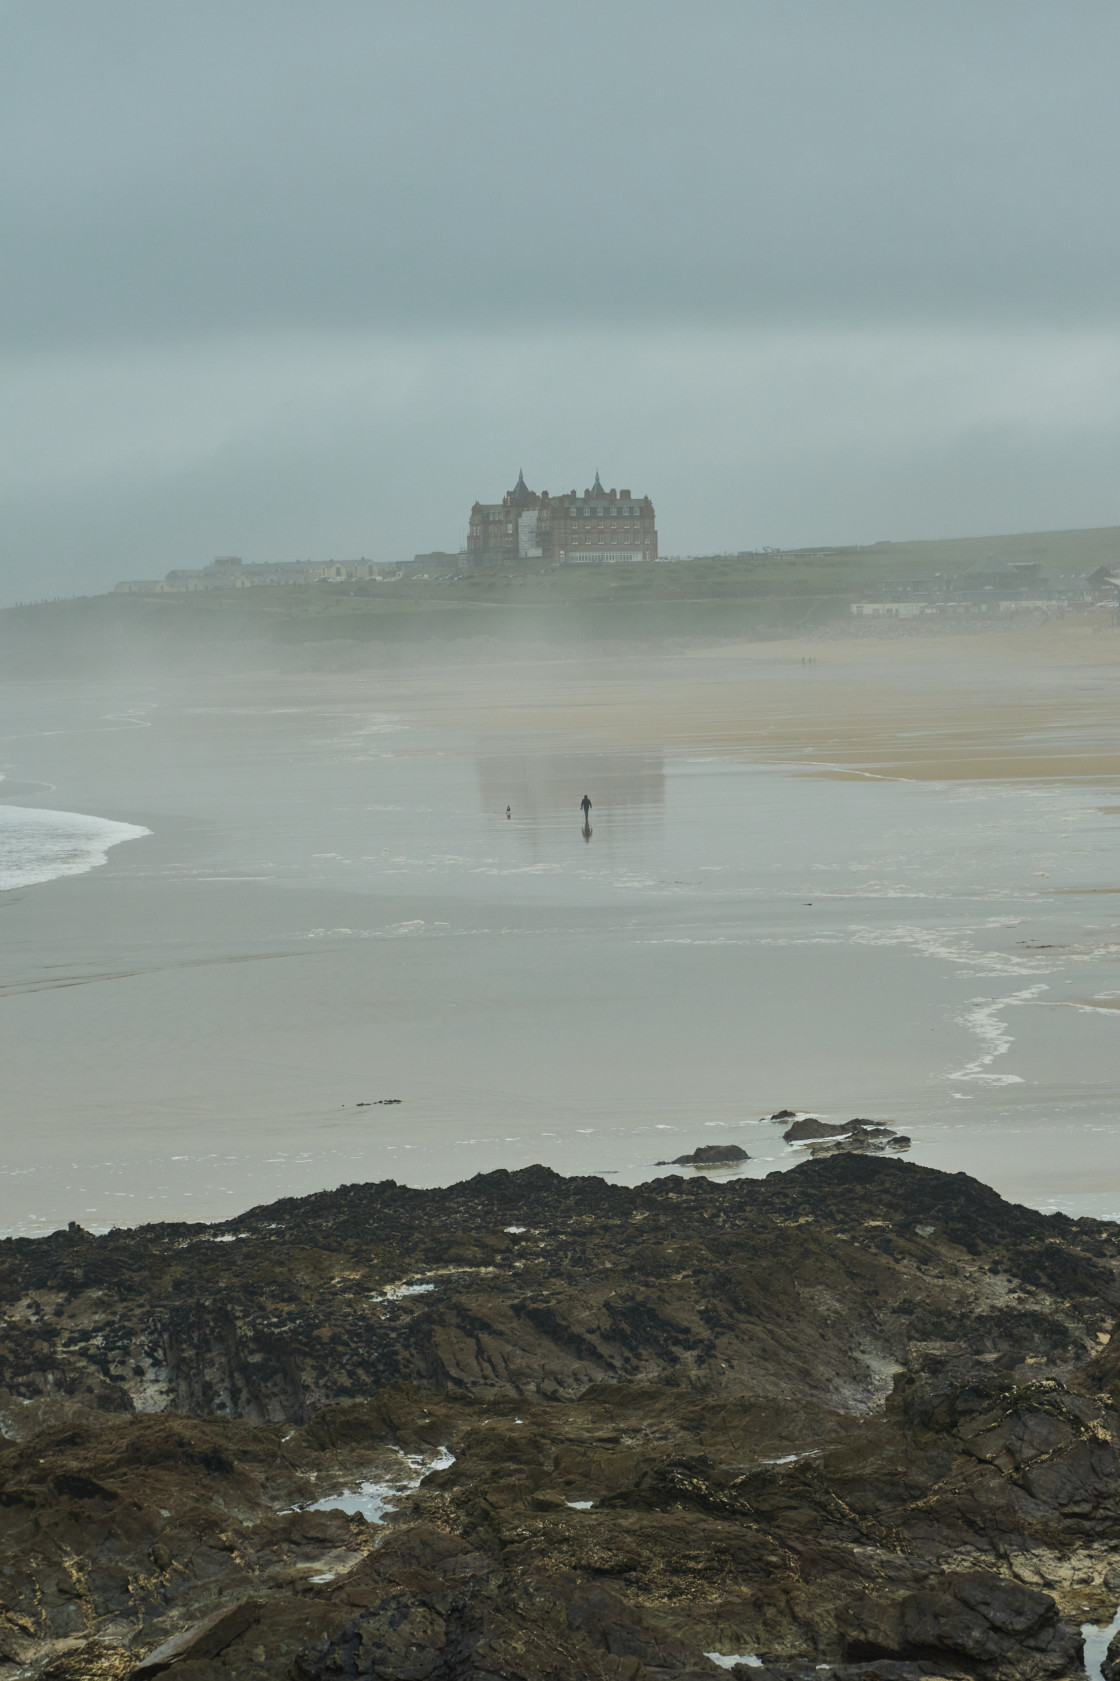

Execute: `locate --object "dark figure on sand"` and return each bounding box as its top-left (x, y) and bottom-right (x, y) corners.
top-left (580, 795), bottom-right (591, 820)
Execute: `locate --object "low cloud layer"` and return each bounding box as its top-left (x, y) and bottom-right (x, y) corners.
top-left (3, 1), bottom-right (1120, 599)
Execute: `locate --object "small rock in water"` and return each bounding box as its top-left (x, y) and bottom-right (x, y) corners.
top-left (784, 1117), bottom-right (904, 1155)
top-left (806, 1122), bottom-right (907, 1157)
top-left (784, 1118), bottom-right (854, 1143)
top-left (770, 1109), bottom-right (798, 1120)
top-left (656, 1143), bottom-right (750, 1167)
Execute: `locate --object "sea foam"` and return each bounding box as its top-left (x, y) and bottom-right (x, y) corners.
top-left (0, 798), bottom-right (150, 892)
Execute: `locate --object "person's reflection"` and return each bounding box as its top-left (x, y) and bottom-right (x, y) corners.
top-left (582, 817), bottom-right (593, 842)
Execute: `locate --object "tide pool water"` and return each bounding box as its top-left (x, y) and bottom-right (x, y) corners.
top-left (1, 667), bottom-right (1119, 1235)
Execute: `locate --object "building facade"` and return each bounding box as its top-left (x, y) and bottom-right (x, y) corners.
top-left (467, 471), bottom-right (657, 564)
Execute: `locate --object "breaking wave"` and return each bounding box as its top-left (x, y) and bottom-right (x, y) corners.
top-left (0, 800), bottom-right (150, 892)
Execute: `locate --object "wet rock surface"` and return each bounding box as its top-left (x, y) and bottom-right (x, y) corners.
top-left (4, 1156), bottom-right (1120, 1678)
top-left (657, 1145), bottom-right (750, 1167)
top-left (783, 1120), bottom-right (909, 1156)
top-left (782, 1118), bottom-right (854, 1143)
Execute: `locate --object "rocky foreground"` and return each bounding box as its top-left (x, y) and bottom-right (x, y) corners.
top-left (6, 1157), bottom-right (1120, 1680)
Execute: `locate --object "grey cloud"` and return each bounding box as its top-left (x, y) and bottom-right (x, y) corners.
top-left (4, 0), bottom-right (1120, 353)
top-left (5, 325), bottom-right (1120, 601)
top-left (5, 1), bottom-right (1120, 600)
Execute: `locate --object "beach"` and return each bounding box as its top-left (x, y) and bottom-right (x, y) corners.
top-left (2, 618), bottom-right (1119, 1236)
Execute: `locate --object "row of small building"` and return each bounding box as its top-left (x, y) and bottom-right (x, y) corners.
top-left (114, 555), bottom-right (381, 594)
top-left (851, 562), bottom-right (1120, 618)
top-left (114, 471), bottom-right (659, 594)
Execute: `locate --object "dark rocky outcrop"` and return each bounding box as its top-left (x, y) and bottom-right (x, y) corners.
top-left (4, 1156), bottom-right (1120, 1678)
top-left (838, 1573), bottom-right (1080, 1678)
top-left (657, 1144), bottom-right (750, 1166)
top-left (783, 1118), bottom-right (910, 1156)
top-left (807, 1123), bottom-right (910, 1156)
top-left (783, 1118), bottom-right (854, 1142)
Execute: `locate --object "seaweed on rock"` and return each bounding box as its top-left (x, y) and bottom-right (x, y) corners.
top-left (4, 1157), bottom-right (1120, 1678)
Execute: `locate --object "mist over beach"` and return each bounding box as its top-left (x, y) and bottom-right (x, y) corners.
top-left (11, 10), bottom-right (1120, 1681)
top-left (3, 1), bottom-right (1120, 1240)
top-left (3, 608), bottom-right (1120, 1237)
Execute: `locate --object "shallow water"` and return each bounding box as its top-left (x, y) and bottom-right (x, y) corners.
top-left (1, 663), bottom-right (1119, 1235)
top-left (1084, 1605), bottom-right (1120, 1681)
top-left (293, 1446), bottom-right (456, 1526)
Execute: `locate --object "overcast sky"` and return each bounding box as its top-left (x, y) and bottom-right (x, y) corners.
top-left (3, 1), bottom-right (1120, 600)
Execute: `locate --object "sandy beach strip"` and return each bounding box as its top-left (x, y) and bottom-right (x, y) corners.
top-left (359, 617), bottom-right (1120, 784)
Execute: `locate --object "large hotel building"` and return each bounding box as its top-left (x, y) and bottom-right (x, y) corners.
top-left (467, 471), bottom-right (657, 565)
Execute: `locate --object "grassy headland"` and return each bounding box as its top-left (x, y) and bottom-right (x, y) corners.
top-left (2, 523), bottom-right (1118, 676)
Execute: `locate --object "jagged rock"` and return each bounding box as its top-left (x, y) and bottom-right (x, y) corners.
top-left (840, 1573), bottom-right (1081, 1679)
top-left (132, 1602), bottom-right (262, 1674)
top-left (784, 1118), bottom-right (856, 1142)
top-left (3, 1156), bottom-right (1120, 1680)
top-left (656, 1144), bottom-right (750, 1166)
top-left (805, 1123), bottom-right (906, 1157)
top-left (784, 1119), bottom-right (902, 1149)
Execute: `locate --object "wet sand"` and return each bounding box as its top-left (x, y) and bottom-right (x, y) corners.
top-left (448, 618), bottom-right (1120, 782)
top-left (2, 616), bottom-right (1119, 1235)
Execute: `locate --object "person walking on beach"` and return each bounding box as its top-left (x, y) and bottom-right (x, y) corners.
top-left (580, 793), bottom-right (593, 842)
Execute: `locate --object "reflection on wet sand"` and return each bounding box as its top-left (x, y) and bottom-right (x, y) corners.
top-left (475, 753), bottom-right (663, 855)
top-left (5, 622), bottom-right (1120, 1234)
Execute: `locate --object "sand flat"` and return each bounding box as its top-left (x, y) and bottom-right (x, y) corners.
top-left (2, 617), bottom-right (1120, 1234)
top-left (377, 618), bottom-right (1120, 781)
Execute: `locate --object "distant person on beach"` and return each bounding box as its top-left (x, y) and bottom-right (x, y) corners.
top-left (580, 795), bottom-right (592, 821)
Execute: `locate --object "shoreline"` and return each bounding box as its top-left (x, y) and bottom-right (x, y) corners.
top-left (2, 627), bottom-right (1119, 1236)
top-left (0, 799), bottom-right (150, 893)
top-left (4, 630), bottom-right (1120, 1675)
